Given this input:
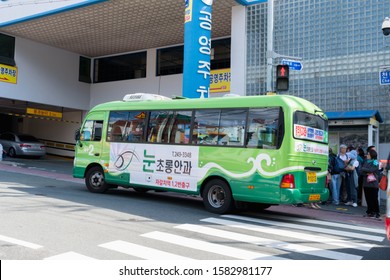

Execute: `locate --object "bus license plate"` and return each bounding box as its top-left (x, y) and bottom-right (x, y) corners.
top-left (307, 172), bottom-right (317, 183)
top-left (309, 194), bottom-right (321, 201)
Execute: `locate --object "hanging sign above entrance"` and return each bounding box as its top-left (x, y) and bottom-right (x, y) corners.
top-left (0, 0), bottom-right (105, 27)
top-left (27, 107), bottom-right (62, 119)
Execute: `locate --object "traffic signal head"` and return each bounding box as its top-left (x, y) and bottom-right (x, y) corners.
top-left (276, 64), bottom-right (289, 91)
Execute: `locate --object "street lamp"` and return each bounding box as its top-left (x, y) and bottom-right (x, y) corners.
top-left (382, 17), bottom-right (390, 36)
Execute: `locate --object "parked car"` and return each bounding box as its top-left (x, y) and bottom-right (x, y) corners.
top-left (0, 132), bottom-right (46, 158)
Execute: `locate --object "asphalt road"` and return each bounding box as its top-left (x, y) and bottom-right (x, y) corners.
top-left (0, 156), bottom-right (389, 260)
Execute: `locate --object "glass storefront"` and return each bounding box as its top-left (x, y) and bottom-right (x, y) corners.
top-left (245, 0), bottom-right (390, 141)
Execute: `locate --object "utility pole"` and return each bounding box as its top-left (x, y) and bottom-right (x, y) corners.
top-left (266, 0), bottom-right (274, 93)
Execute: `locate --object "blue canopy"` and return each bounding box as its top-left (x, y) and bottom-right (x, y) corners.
top-left (325, 110), bottom-right (383, 123)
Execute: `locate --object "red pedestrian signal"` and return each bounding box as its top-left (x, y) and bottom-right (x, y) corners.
top-left (276, 64), bottom-right (289, 91)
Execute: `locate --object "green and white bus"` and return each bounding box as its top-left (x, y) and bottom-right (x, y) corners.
top-left (73, 93), bottom-right (329, 213)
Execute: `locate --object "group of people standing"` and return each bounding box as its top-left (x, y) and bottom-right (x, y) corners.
top-left (329, 145), bottom-right (382, 219)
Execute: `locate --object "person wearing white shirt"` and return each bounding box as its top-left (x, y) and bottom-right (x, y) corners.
top-left (344, 149), bottom-right (359, 207)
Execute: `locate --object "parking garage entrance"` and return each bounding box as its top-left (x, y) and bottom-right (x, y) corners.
top-left (0, 97), bottom-right (84, 157)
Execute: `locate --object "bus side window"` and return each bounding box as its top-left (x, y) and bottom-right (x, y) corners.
top-left (169, 111), bottom-right (192, 144)
top-left (125, 111), bottom-right (146, 143)
top-left (147, 111), bottom-right (172, 143)
top-left (194, 109), bottom-right (221, 145)
top-left (219, 109), bottom-right (247, 146)
top-left (246, 108), bottom-right (280, 149)
top-left (108, 111), bottom-right (129, 142)
top-left (94, 127), bottom-right (102, 141)
top-left (108, 111), bottom-right (146, 142)
top-left (81, 120), bottom-right (103, 142)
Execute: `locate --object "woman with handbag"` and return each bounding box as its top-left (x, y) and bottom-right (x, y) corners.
top-left (361, 149), bottom-right (381, 219)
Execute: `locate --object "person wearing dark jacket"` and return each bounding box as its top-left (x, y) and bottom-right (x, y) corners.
top-left (360, 149), bottom-right (381, 219)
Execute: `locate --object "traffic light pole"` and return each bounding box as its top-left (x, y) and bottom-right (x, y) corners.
top-left (266, 0), bottom-right (274, 93)
top-left (266, 0), bottom-right (301, 93)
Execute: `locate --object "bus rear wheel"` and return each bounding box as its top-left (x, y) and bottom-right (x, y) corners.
top-left (202, 179), bottom-right (234, 214)
top-left (85, 166), bottom-right (110, 193)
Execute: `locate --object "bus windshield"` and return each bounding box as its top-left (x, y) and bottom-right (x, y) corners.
top-left (293, 111), bottom-right (328, 143)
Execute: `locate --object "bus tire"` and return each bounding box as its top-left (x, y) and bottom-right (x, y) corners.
top-left (85, 166), bottom-right (110, 193)
top-left (202, 179), bottom-right (234, 214)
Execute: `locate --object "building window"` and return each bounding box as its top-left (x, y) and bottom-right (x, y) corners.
top-left (156, 38), bottom-right (231, 76)
top-left (0, 33), bottom-right (16, 66)
top-left (156, 46), bottom-right (184, 76)
top-left (93, 51), bottom-right (146, 83)
top-left (79, 56), bottom-right (91, 83)
top-left (211, 38), bottom-right (231, 70)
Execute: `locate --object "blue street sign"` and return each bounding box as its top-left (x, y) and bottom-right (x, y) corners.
top-left (380, 69), bottom-right (390, 85)
top-left (281, 59), bottom-right (303, 71)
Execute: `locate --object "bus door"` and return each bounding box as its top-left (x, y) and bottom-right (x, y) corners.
top-left (76, 112), bottom-right (105, 166)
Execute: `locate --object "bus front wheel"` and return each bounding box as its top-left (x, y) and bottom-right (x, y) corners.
top-left (202, 179), bottom-right (234, 214)
top-left (85, 166), bottom-right (110, 193)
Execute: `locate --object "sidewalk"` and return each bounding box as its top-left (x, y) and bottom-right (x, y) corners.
top-left (304, 201), bottom-right (386, 217)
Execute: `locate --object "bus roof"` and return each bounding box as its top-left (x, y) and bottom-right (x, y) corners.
top-left (90, 94), bottom-right (325, 116)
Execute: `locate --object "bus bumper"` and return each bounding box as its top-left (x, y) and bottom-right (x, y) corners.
top-left (280, 188), bottom-right (329, 204)
top-left (73, 166), bottom-right (85, 179)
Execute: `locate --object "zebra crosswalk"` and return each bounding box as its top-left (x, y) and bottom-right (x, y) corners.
top-left (3, 213), bottom-right (387, 260)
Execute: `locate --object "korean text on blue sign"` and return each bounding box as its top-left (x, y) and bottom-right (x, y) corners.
top-left (380, 69), bottom-right (390, 85)
top-left (183, 0), bottom-right (213, 98)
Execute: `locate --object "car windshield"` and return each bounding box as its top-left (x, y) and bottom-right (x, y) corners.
top-left (18, 135), bottom-right (39, 142)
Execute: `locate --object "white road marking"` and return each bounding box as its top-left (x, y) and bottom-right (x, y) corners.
top-left (99, 240), bottom-right (192, 260)
top-left (202, 217), bottom-right (373, 251)
top-left (0, 234), bottom-right (42, 249)
top-left (175, 223), bottom-right (362, 260)
top-left (142, 231), bottom-right (288, 260)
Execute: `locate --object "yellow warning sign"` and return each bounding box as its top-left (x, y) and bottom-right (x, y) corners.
top-left (0, 63), bottom-right (17, 84)
top-left (27, 107), bottom-right (62, 119)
